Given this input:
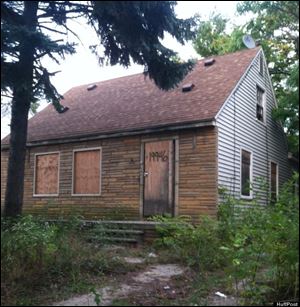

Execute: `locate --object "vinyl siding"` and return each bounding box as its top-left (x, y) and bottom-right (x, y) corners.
top-left (216, 49), bottom-right (292, 204)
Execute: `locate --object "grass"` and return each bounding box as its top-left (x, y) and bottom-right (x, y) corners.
top-left (3, 174), bottom-right (298, 307)
top-left (1, 220), bottom-right (229, 306)
top-left (1, 216), bottom-right (148, 306)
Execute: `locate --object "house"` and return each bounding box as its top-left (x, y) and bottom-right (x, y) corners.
top-left (1, 47), bottom-right (292, 221)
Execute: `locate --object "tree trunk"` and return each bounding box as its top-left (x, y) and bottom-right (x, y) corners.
top-left (4, 1), bottom-right (39, 217)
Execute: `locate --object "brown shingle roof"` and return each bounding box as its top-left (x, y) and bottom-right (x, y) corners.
top-left (2, 47), bottom-right (260, 144)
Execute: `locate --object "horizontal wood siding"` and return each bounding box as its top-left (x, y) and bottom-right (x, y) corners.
top-left (1, 127), bottom-right (218, 221)
top-left (24, 138), bottom-right (140, 219)
top-left (1, 150), bottom-right (9, 206)
top-left (178, 127), bottom-right (218, 220)
top-left (216, 50), bottom-right (292, 204)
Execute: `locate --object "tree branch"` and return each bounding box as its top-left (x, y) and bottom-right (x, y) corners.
top-left (1, 93), bottom-right (13, 99)
top-left (38, 24), bottom-right (67, 35)
top-left (37, 7), bottom-right (93, 19)
top-left (60, 23), bottom-right (84, 46)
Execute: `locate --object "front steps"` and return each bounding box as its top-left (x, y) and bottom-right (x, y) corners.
top-left (83, 220), bottom-right (160, 244)
top-left (86, 227), bottom-right (145, 244)
top-left (49, 219), bottom-right (161, 244)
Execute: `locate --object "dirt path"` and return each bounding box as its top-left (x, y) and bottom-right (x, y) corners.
top-left (52, 250), bottom-right (239, 306)
top-left (53, 263), bottom-right (185, 306)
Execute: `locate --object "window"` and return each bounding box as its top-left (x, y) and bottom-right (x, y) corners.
top-left (34, 152), bottom-right (59, 196)
top-left (256, 86), bottom-right (265, 123)
top-left (259, 55), bottom-right (264, 75)
top-left (270, 161), bottom-right (278, 204)
top-left (241, 149), bottom-right (252, 198)
top-left (73, 148), bottom-right (101, 195)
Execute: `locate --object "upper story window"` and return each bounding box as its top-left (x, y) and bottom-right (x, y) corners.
top-left (241, 149), bottom-right (253, 198)
top-left (256, 85), bottom-right (265, 123)
top-left (259, 55), bottom-right (264, 75)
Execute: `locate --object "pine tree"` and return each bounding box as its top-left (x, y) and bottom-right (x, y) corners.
top-left (1, 1), bottom-right (197, 217)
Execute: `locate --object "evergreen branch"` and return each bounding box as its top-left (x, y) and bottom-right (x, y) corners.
top-left (1, 2), bottom-right (24, 25)
top-left (47, 52), bottom-right (61, 65)
top-left (1, 93), bottom-right (13, 99)
top-left (60, 23), bottom-right (84, 45)
top-left (38, 24), bottom-right (67, 35)
top-left (37, 7), bottom-right (93, 19)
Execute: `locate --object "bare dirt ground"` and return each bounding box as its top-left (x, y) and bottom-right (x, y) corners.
top-left (53, 263), bottom-right (185, 306)
top-left (52, 253), bottom-right (238, 306)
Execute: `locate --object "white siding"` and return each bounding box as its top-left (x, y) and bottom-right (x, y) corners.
top-left (216, 50), bottom-right (292, 204)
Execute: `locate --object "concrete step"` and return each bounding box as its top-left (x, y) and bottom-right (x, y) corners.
top-left (48, 219), bottom-right (160, 243)
top-left (88, 236), bottom-right (139, 244)
top-left (89, 229), bottom-right (144, 235)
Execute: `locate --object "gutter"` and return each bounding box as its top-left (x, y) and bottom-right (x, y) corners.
top-left (1, 119), bottom-right (216, 149)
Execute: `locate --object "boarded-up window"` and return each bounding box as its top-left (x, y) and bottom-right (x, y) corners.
top-left (256, 86), bottom-right (265, 122)
top-left (241, 149), bottom-right (252, 197)
top-left (35, 153), bottom-right (59, 195)
top-left (270, 162), bottom-right (278, 204)
top-left (73, 149), bottom-right (101, 195)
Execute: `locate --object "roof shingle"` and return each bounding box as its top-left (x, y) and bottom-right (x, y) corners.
top-left (2, 47), bottom-right (260, 144)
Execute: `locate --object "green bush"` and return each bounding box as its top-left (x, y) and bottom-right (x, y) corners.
top-left (1, 215), bottom-right (104, 285)
top-left (154, 173), bottom-right (299, 304)
top-left (153, 215), bottom-right (224, 271)
top-left (219, 173), bottom-right (299, 303)
top-left (1, 215), bottom-right (59, 281)
top-left (1, 215), bottom-right (134, 305)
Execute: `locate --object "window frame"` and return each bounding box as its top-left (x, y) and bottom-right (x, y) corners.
top-left (33, 151), bottom-right (60, 197)
top-left (256, 85), bottom-right (266, 124)
top-left (269, 160), bottom-right (279, 203)
top-left (72, 147), bottom-right (102, 196)
top-left (240, 148), bottom-right (253, 199)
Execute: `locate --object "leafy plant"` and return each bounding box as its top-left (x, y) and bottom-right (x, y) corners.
top-left (153, 215), bottom-right (223, 271)
top-left (90, 287), bottom-right (102, 306)
top-left (1, 215), bottom-right (58, 281)
top-left (1, 214), bottom-right (121, 305)
top-left (154, 173), bottom-right (299, 304)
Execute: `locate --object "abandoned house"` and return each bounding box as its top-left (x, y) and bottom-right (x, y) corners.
top-left (1, 47), bottom-right (293, 222)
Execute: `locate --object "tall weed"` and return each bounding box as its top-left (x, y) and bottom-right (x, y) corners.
top-left (154, 173), bottom-right (299, 304)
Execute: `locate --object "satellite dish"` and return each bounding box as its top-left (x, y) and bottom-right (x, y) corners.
top-left (242, 35), bottom-right (256, 49)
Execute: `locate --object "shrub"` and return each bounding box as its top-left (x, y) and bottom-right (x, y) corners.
top-left (219, 173), bottom-right (299, 303)
top-left (1, 215), bottom-right (59, 282)
top-left (154, 173), bottom-right (299, 304)
top-left (153, 215), bottom-right (223, 271)
top-left (1, 214), bottom-right (124, 305)
top-left (1, 215), bottom-right (105, 286)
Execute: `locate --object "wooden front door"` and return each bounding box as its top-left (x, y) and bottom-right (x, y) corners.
top-left (143, 140), bottom-right (174, 217)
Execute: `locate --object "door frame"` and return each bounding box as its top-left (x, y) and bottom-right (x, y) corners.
top-left (139, 135), bottom-right (179, 219)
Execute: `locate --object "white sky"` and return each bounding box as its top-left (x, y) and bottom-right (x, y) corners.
top-left (1, 1), bottom-right (247, 139)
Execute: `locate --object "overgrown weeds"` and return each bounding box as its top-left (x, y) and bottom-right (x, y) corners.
top-left (1, 215), bottom-right (129, 306)
top-left (153, 173), bottom-right (299, 305)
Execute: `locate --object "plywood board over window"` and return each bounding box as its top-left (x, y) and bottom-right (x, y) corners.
top-left (34, 152), bottom-right (59, 196)
top-left (73, 148), bottom-right (101, 195)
